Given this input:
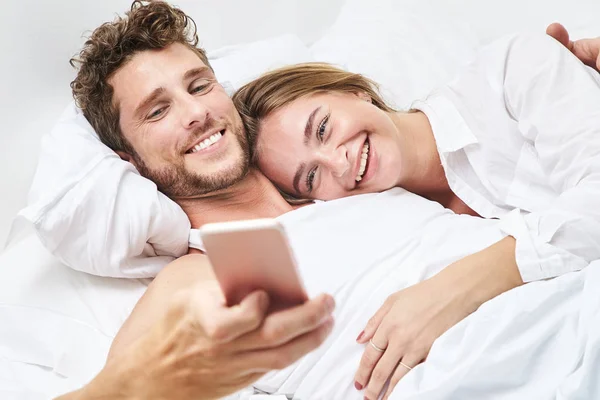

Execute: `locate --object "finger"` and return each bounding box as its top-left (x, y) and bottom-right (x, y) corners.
top-left (363, 345), bottom-right (404, 400)
top-left (572, 38), bottom-right (600, 69)
top-left (546, 23), bottom-right (573, 51)
top-left (358, 297), bottom-right (394, 344)
top-left (354, 331), bottom-right (388, 391)
top-left (382, 353), bottom-right (423, 400)
top-left (204, 290), bottom-right (270, 343)
top-left (232, 293), bottom-right (335, 352)
top-left (233, 316), bottom-right (334, 373)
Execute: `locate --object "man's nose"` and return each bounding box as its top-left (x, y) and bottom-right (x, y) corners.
top-left (180, 94), bottom-right (209, 129)
top-left (320, 146), bottom-right (349, 178)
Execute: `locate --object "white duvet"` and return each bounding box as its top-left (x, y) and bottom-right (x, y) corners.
top-left (245, 189), bottom-right (600, 399)
top-left (2, 189), bottom-right (599, 399)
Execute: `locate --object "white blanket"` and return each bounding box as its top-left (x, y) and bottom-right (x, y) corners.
top-left (2, 189), bottom-right (599, 399)
top-left (249, 189), bottom-right (600, 399)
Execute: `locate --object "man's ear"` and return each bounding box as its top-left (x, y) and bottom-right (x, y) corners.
top-left (355, 91), bottom-right (372, 103)
top-left (116, 151), bottom-right (137, 168)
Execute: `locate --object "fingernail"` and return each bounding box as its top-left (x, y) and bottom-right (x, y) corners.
top-left (356, 330), bottom-right (365, 342)
top-left (354, 381), bottom-right (363, 390)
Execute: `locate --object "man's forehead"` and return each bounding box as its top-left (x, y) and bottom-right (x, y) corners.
top-left (109, 43), bottom-right (210, 110)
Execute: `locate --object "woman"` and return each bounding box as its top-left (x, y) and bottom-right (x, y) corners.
top-left (232, 30), bottom-right (600, 400)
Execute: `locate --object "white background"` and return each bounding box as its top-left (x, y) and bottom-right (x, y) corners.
top-left (0, 0), bottom-right (344, 248)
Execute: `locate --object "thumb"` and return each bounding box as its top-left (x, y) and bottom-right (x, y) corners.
top-left (357, 298), bottom-right (394, 344)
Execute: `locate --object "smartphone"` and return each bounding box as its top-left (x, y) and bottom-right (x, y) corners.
top-left (200, 218), bottom-right (308, 311)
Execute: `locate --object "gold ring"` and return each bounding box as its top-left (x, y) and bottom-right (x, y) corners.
top-left (398, 361), bottom-right (412, 371)
top-left (369, 339), bottom-right (386, 352)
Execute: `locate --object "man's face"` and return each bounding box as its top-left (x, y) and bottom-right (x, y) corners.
top-left (110, 43), bottom-right (249, 198)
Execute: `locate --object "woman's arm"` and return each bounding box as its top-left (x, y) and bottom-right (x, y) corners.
top-left (497, 34), bottom-right (600, 282)
top-left (354, 236), bottom-right (522, 400)
top-left (355, 33), bottom-right (600, 400)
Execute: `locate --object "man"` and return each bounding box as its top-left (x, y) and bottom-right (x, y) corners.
top-left (59, 1), bottom-right (600, 398)
top-left (60, 2), bottom-right (336, 399)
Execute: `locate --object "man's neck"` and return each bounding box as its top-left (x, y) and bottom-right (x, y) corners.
top-left (175, 169), bottom-right (296, 229)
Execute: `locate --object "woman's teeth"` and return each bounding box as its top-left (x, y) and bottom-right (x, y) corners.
top-left (356, 142), bottom-right (369, 182)
top-left (189, 131), bottom-right (223, 153)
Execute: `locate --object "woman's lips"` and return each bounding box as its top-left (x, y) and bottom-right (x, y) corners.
top-left (358, 136), bottom-right (376, 187)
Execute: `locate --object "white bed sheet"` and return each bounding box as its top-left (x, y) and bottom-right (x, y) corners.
top-left (4, 189), bottom-right (600, 399)
top-left (243, 190), bottom-right (600, 400)
top-left (0, 232), bottom-right (148, 399)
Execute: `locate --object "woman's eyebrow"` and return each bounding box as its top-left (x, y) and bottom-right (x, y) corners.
top-left (304, 106), bottom-right (321, 145)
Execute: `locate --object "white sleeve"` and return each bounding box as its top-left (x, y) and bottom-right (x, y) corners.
top-left (496, 34), bottom-right (600, 281)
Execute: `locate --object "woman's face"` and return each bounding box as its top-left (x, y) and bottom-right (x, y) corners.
top-left (256, 92), bottom-right (406, 200)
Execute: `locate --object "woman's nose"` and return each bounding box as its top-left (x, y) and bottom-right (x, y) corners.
top-left (320, 146), bottom-right (349, 178)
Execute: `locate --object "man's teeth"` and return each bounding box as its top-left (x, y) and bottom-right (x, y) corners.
top-left (356, 142), bottom-right (369, 182)
top-left (189, 132), bottom-right (223, 153)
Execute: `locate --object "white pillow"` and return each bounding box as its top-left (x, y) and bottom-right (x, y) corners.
top-left (310, 0), bottom-right (479, 109)
top-left (18, 34), bottom-right (314, 278)
top-left (0, 233), bottom-right (148, 398)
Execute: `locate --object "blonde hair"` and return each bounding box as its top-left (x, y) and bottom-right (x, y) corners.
top-left (232, 63), bottom-right (395, 166)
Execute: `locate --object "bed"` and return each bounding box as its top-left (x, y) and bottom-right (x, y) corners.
top-left (1, 0), bottom-right (600, 398)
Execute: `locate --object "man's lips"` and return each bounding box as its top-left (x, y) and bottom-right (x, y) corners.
top-left (185, 128), bottom-right (225, 154)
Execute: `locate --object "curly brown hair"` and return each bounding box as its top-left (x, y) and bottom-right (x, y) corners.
top-left (70, 0), bottom-right (212, 154)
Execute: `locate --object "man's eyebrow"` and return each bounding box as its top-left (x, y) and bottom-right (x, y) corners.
top-left (293, 162), bottom-right (306, 197)
top-left (304, 106), bottom-right (321, 145)
top-left (183, 66), bottom-right (211, 81)
top-left (134, 87), bottom-right (165, 118)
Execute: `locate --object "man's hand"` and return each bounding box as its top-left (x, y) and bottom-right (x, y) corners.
top-left (547, 22), bottom-right (600, 71)
top-left (57, 255), bottom-right (335, 400)
top-left (108, 282), bottom-right (335, 400)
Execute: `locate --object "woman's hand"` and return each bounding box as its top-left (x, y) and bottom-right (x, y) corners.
top-left (354, 236), bottom-right (524, 400)
top-left (354, 277), bottom-right (475, 400)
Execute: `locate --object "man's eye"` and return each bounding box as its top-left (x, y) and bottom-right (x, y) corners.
top-left (191, 83), bottom-right (210, 94)
top-left (148, 107), bottom-right (165, 119)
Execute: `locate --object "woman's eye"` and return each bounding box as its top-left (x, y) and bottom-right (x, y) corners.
top-left (317, 113), bottom-right (330, 141)
top-left (306, 167), bottom-right (317, 192)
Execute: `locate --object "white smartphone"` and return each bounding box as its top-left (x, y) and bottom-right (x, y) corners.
top-left (200, 218), bottom-right (308, 311)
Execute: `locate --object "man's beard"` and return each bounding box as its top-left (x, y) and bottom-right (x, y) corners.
top-left (132, 121), bottom-right (250, 199)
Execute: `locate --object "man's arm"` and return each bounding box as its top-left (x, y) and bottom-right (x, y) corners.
top-left (57, 254), bottom-right (335, 400)
top-left (107, 253), bottom-right (216, 359)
